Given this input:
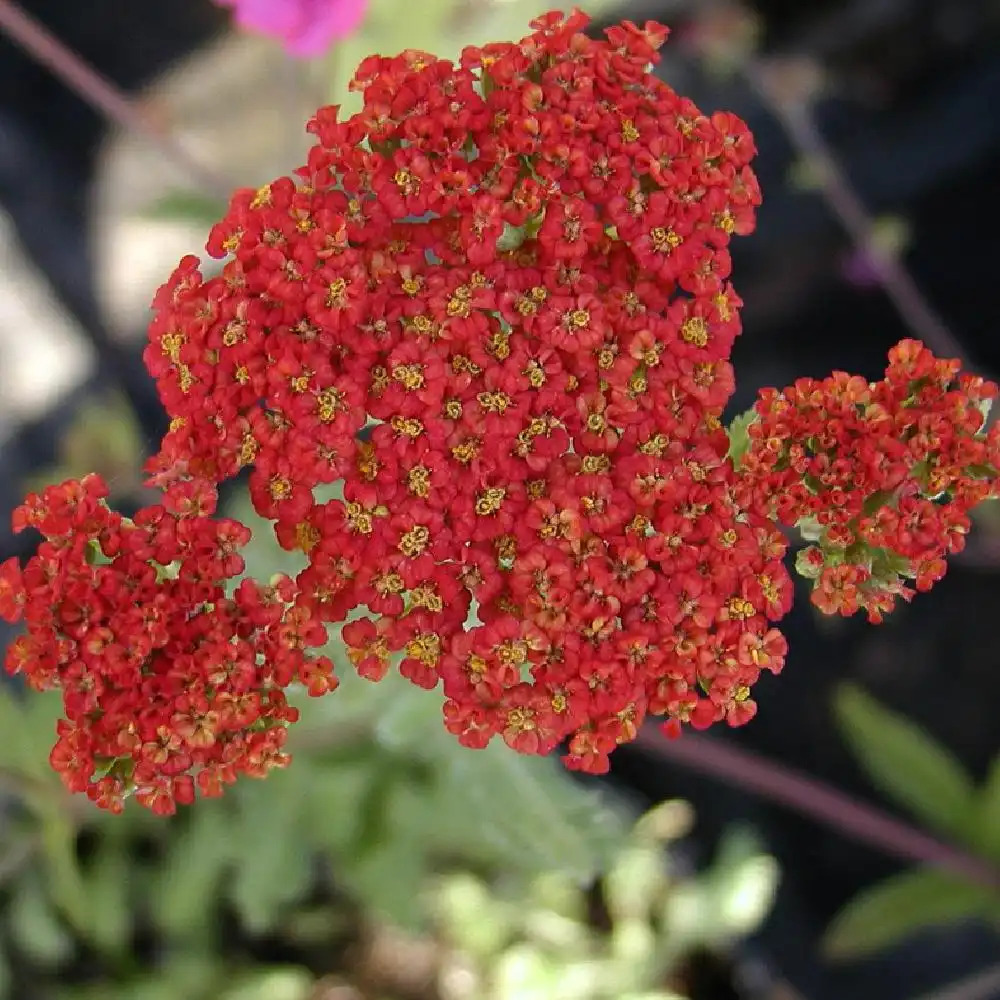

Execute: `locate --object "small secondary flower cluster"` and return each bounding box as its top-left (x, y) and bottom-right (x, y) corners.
top-left (0, 476), bottom-right (335, 813)
top-left (736, 340), bottom-right (1000, 622)
top-left (0, 10), bottom-right (996, 813)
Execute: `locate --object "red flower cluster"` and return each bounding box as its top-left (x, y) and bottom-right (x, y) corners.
top-left (737, 340), bottom-right (1000, 622)
top-left (136, 7), bottom-right (790, 779)
top-left (3, 10), bottom-right (996, 813)
top-left (0, 475), bottom-right (334, 813)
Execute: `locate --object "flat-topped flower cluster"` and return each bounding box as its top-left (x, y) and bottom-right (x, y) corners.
top-left (737, 340), bottom-right (999, 622)
top-left (0, 10), bottom-right (996, 813)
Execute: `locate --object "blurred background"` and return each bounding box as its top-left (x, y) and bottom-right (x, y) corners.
top-left (1, 0), bottom-right (999, 998)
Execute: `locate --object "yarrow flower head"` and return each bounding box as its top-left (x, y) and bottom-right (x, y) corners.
top-left (0, 475), bottom-right (334, 814)
top-left (147, 7), bottom-right (787, 769)
top-left (213, 0), bottom-right (369, 57)
top-left (735, 340), bottom-right (1000, 622)
top-left (2, 10), bottom-right (997, 813)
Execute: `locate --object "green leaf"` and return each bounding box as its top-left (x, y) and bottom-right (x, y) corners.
top-left (705, 827), bottom-right (780, 940)
top-left (970, 752), bottom-right (1000, 861)
top-left (822, 868), bottom-right (1000, 959)
top-left (346, 835), bottom-right (428, 930)
top-left (64, 955), bottom-right (221, 1000)
top-left (7, 872), bottom-right (75, 965)
top-left (228, 769), bottom-right (314, 934)
top-left (0, 687), bottom-right (64, 780)
top-left (437, 741), bottom-right (625, 883)
top-left (318, 747), bottom-right (434, 929)
top-left (833, 684), bottom-right (977, 840)
top-left (144, 190), bottom-right (227, 226)
top-left (299, 753), bottom-right (377, 857)
top-left (603, 843), bottom-right (667, 923)
top-left (37, 805), bottom-right (89, 933)
top-left (217, 968), bottom-right (313, 1000)
top-left (862, 489), bottom-right (898, 518)
top-left (496, 222), bottom-right (529, 253)
top-left (725, 409), bottom-right (758, 470)
top-left (315, 688), bottom-right (626, 927)
top-left (79, 840), bottom-right (132, 955)
top-left (868, 546), bottom-right (912, 580)
top-left (149, 805), bottom-right (230, 939)
top-left (370, 669), bottom-right (626, 885)
top-left (660, 827), bottom-right (778, 957)
top-left (967, 463), bottom-right (1000, 479)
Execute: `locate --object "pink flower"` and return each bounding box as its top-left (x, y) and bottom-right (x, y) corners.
top-left (214, 0), bottom-right (368, 57)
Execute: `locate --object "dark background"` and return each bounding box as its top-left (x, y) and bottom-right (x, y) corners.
top-left (2, 1), bottom-right (999, 997)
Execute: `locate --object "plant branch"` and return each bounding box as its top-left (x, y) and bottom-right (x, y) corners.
top-left (635, 726), bottom-right (1000, 891)
top-left (741, 55), bottom-right (971, 368)
top-left (0, 0), bottom-right (231, 201)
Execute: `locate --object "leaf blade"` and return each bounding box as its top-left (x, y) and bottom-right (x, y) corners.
top-left (144, 190), bottom-right (227, 226)
top-left (822, 867), bottom-right (1000, 960)
top-left (726, 409), bottom-right (758, 470)
top-left (970, 752), bottom-right (1000, 861)
top-left (833, 683), bottom-right (977, 840)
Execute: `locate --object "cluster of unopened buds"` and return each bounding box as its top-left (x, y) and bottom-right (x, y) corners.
top-left (0, 10), bottom-right (997, 813)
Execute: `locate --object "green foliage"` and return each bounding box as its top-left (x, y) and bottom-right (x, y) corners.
top-left (0, 656), bottom-right (780, 997)
top-left (826, 684), bottom-right (1000, 959)
top-left (432, 803), bottom-right (778, 999)
top-left (822, 868), bottom-right (1000, 960)
top-left (0, 689), bottom-right (96, 934)
top-left (659, 826), bottom-right (779, 960)
top-left (149, 803), bottom-right (235, 939)
top-left (291, 668), bottom-right (626, 928)
top-left (0, 687), bottom-right (64, 782)
top-left (833, 683), bottom-right (977, 840)
top-left (38, 805), bottom-right (90, 934)
top-left (216, 969), bottom-right (313, 1000)
top-left (725, 409), bottom-right (757, 470)
top-left (0, 666), bottom-right (626, 995)
top-left (226, 772), bottom-right (316, 934)
top-left (144, 190), bottom-right (229, 227)
top-left (972, 753), bottom-right (1000, 859)
top-left (7, 874), bottom-right (75, 966)
top-left (22, 393), bottom-right (145, 499)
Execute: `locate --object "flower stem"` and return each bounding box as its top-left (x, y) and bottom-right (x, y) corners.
top-left (742, 56), bottom-right (972, 369)
top-left (635, 726), bottom-right (1000, 890)
top-left (0, 0), bottom-right (231, 200)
